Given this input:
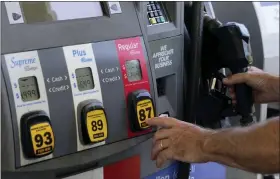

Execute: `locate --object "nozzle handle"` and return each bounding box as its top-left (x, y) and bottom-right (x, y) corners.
top-left (234, 81), bottom-right (254, 120)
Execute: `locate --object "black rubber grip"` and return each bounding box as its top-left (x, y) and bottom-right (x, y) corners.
top-left (234, 83), bottom-right (254, 116)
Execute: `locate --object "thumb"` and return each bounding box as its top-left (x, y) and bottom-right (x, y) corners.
top-left (223, 73), bottom-right (249, 85)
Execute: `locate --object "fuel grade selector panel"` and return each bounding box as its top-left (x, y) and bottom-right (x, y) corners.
top-left (80, 100), bottom-right (108, 145)
top-left (128, 89), bottom-right (155, 132)
top-left (20, 111), bottom-right (55, 159)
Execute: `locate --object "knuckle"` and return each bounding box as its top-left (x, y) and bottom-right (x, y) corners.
top-left (161, 151), bottom-right (168, 160)
top-left (244, 73), bottom-right (250, 81)
top-left (166, 138), bottom-right (171, 146)
top-left (153, 136), bottom-right (158, 144)
top-left (154, 131), bottom-right (160, 139)
top-left (163, 120), bottom-right (169, 127)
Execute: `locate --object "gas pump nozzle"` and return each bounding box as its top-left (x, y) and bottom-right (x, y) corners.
top-left (200, 14), bottom-right (255, 126)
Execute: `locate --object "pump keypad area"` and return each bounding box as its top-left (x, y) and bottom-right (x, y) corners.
top-left (21, 111), bottom-right (55, 158)
top-left (147, 2), bottom-right (167, 25)
top-left (128, 90), bottom-right (155, 131)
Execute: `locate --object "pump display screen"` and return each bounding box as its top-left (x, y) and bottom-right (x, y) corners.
top-left (75, 67), bottom-right (95, 91)
top-left (125, 60), bottom-right (142, 82)
top-left (18, 76), bottom-right (40, 102)
top-left (21, 2), bottom-right (104, 23)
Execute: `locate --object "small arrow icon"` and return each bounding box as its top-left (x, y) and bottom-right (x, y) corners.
top-left (64, 75), bottom-right (68, 80)
top-left (66, 85), bottom-right (69, 90)
top-left (74, 83), bottom-right (76, 88)
top-left (12, 13), bottom-right (21, 21)
top-left (14, 83), bottom-right (17, 88)
top-left (47, 78), bottom-right (50, 83)
top-left (16, 93), bottom-right (19, 99)
top-left (117, 76), bottom-right (120, 80)
top-left (72, 73), bottom-right (75, 78)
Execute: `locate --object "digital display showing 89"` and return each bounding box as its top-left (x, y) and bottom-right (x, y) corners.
top-left (18, 76), bottom-right (40, 102)
top-left (75, 67), bottom-right (95, 91)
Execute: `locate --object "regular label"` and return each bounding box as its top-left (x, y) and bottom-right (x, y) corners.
top-left (136, 99), bottom-right (154, 128)
top-left (86, 109), bottom-right (108, 143)
top-left (30, 122), bottom-right (54, 156)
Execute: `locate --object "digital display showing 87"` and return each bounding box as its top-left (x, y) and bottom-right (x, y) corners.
top-left (125, 59), bottom-right (142, 82)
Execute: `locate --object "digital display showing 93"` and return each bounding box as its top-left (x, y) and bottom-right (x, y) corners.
top-left (18, 76), bottom-right (40, 102)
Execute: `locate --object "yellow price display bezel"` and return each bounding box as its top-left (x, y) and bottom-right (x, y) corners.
top-left (136, 99), bottom-right (155, 129)
top-left (30, 122), bottom-right (55, 156)
top-left (86, 109), bottom-right (108, 143)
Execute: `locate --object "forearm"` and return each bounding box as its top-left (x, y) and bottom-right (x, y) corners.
top-left (202, 117), bottom-right (280, 174)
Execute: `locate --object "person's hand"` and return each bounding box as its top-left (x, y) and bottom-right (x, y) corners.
top-left (223, 66), bottom-right (279, 104)
top-left (146, 117), bottom-right (212, 168)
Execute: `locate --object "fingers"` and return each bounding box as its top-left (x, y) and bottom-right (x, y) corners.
top-left (223, 73), bottom-right (249, 85)
top-left (228, 87), bottom-right (234, 97)
top-left (152, 128), bottom-right (173, 144)
top-left (228, 87), bottom-right (237, 104)
top-left (248, 66), bottom-right (263, 73)
top-left (156, 149), bottom-right (173, 168)
top-left (248, 66), bottom-right (256, 72)
top-left (146, 117), bottom-right (178, 128)
top-left (151, 139), bottom-right (170, 160)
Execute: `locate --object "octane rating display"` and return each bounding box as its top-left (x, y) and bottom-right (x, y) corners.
top-left (125, 59), bottom-right (142, 82)
top-left (21, 111), bottom-right (55, 158)
top-left (86, 109), bottom-right (108, 143)
top-left (18, 76), bottom-right (40, 102)
top-left (136, 99), bottom-right (154, 129)
top-left (128, 89), bottom-right (155, 131)
top-left (75, 67), bottom-right (95, 91)
top-left (30, 122), bottom-right (55, 156)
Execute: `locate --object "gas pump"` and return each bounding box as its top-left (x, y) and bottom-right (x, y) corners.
top-left (1, 2), bottom-right (264, 179)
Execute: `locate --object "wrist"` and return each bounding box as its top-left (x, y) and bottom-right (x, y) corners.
top-left (201, 129), bottom-right (216, 162)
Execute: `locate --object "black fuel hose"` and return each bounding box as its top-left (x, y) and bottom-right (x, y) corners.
top-left (178, 2), bottom-right (204, 179)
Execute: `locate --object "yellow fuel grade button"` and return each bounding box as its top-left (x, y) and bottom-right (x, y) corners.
top-left (81, 103), bottom-right (108, 145)
top-left (30, 122), bottom-right (54, 156)
top-left (20, 111), bottom-right (55, 158)
top-left (128, 89), bottom-right (156, 132)
top-left (136, 99), bottom-right (155, 129)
